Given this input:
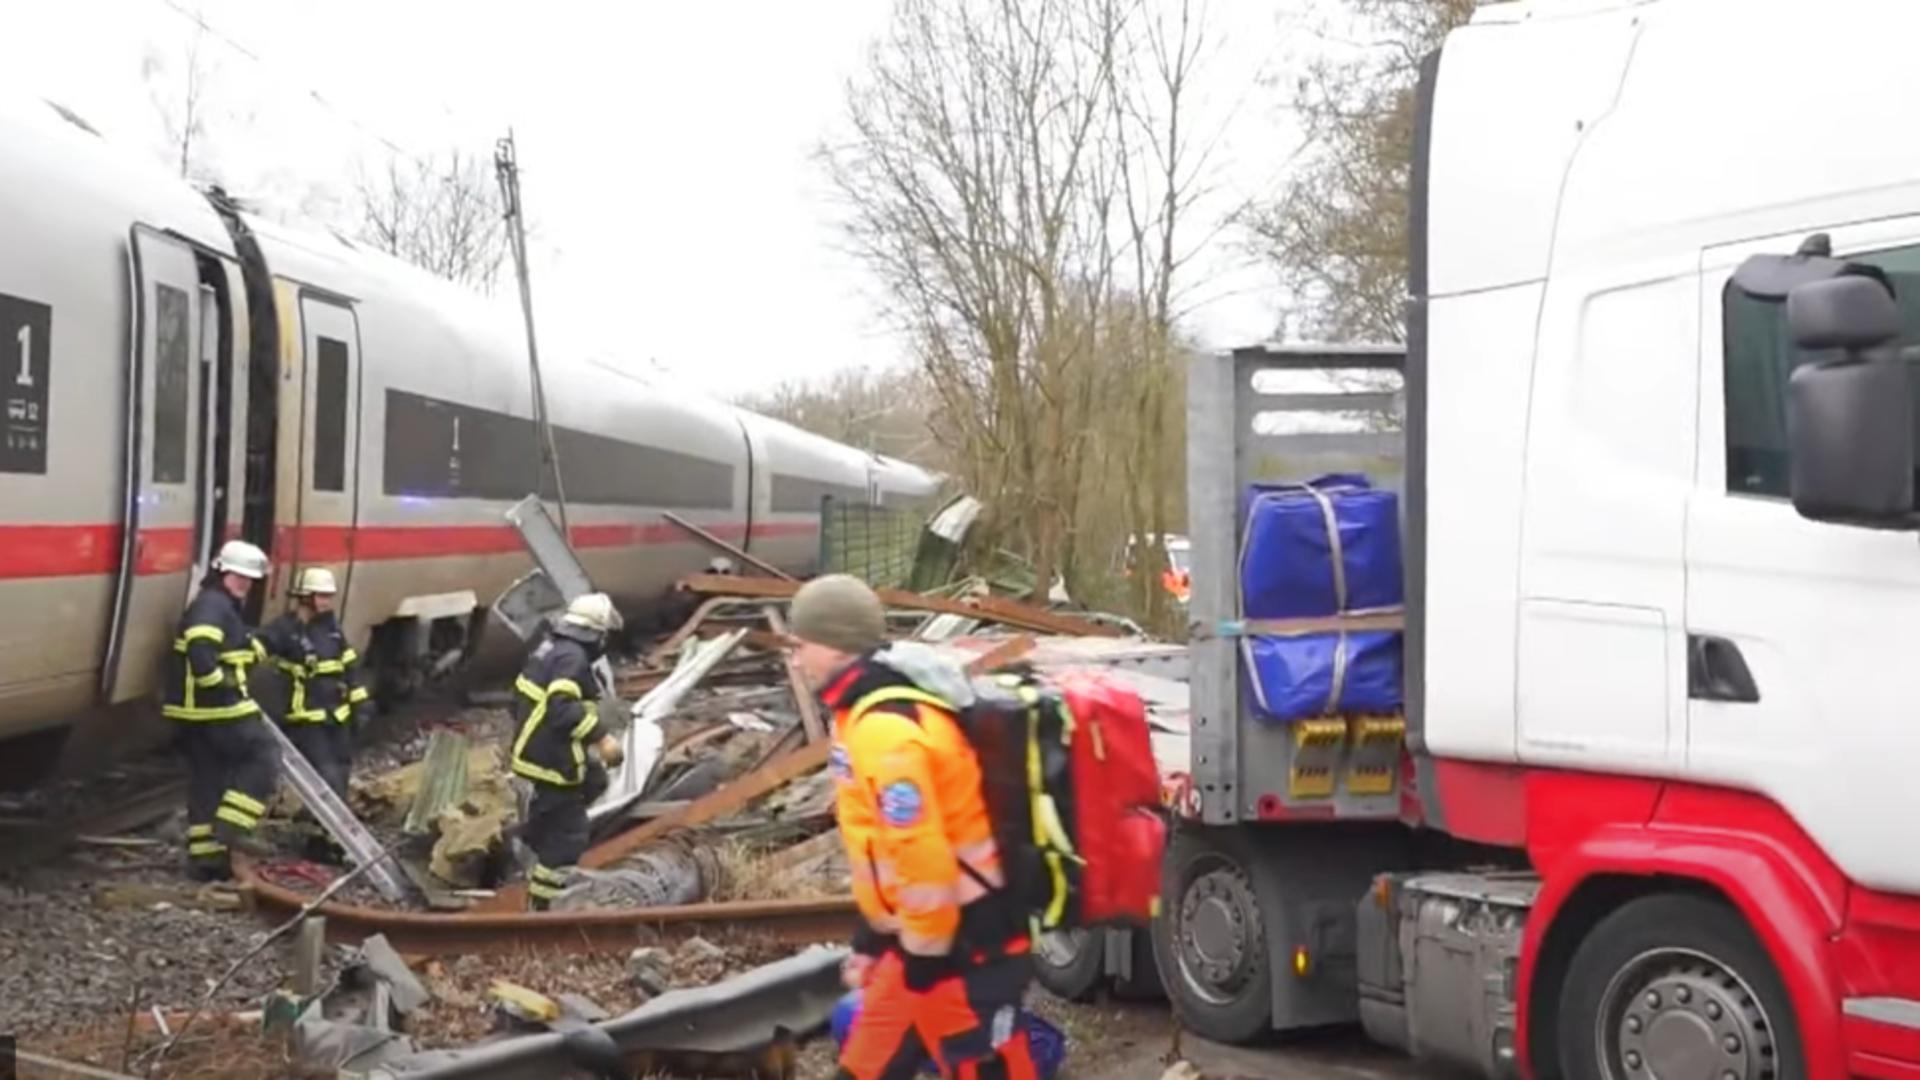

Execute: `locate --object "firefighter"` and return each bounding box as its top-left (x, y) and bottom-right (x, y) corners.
top-left (163, 540), bottom-right (278, 882)
top-left (259, 567), bottom-right (370, 861)
top-left (786, 574), bottom-right (1039, 1080)
top-left (510, 592), bottom-right (625, 910)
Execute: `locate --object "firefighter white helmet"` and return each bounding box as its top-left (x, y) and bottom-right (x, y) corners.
top-left (292, 567), bottom-right (338, 596)
top-left (561, 592), bottom-right (621, 634)
top-left (213, 540), bottom-right (269, 581)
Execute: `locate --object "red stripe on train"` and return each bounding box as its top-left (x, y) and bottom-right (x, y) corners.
top-left (0, 525), bottom-right (194, 580)
top-left (0, 520), bottom-right (818, 580)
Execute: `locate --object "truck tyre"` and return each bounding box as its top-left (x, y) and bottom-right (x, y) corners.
top-left (1556, 893), bottom-right (1803, 1080)
top-left (1032, 928), bottom-right (1104, 1002)
top-left (1152, 825), bottom-right (1272, 1043)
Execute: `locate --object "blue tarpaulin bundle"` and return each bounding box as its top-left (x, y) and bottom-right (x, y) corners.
top-left (1239, 474), bottom-right (1402, 619)
top-left (1241, 631), bottom-right (1403, 723)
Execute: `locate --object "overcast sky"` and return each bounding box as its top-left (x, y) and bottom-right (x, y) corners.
top-left (4, 0), bottom-right (1323, 400)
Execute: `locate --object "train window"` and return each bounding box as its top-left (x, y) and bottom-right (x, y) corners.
top-left (152, 284), bottom-right (190, 485)
top-left (313, 336), bottom-right (349, 493)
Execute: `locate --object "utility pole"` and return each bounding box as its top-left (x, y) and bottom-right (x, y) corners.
top-left (494, 130), bottom-right (569, 534)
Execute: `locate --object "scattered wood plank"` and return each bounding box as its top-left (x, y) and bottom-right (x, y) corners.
top-left (91, 883), bottom-right (245, 912)
top-left (962, 634), bottom-right (1036, 675)
top-left (763, 606), bottom-right (825, 744)
top-left (677, 574), bottom-right (1122, 638)
top-left (661, 511), bottom-right (796, 581)
top-left (581, 740), bottom-right (832, 871)
top-left (478, 740), bottom-right (833, 912)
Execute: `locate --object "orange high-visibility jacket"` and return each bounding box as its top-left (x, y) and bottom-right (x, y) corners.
top-left (822, 662), bottom-right (1004, 957)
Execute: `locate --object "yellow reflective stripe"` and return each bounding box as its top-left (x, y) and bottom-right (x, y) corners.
top-left (332, 705), bottom-right (354, 722)
top-left (222, 790), bottom-right (267, 816)
top-left (545, 678), bottom-right (583, 700)
top-left (528, 881), bottom-right (566, 900)
top-left (163, 700), bottom-right (260, 721)
top-left (531, 865), bottom-right (568, 885)
top-left (348, 686), bottom-right (370, 704)
top-left (568, 705), bottom-right (599, 781)
top-left (180, 625), bottom-right (225, 647)
top-left (312, 659), bottom-right (347, 675)
top-left (341, 649), bottom-right (359, 666)
top-left (275, 658), bottom-right (307, 676)
top-left (510, 700), bottom-right (574, 787)
top-left (515, 675), bottom-right (547, 702)
top-left (285, 710), bottom-right (328, 723)
top-left (218, 649), bottom-right (257, 666)
top-left (216, 806), bottom-right (258, 830)
top-left (847, 686), bottom-right (951, 728)
top-left (251, 639), bottom-right (266, 660)
top-left (188, 840), bottom-right (228, 857)
top-left (187, 824), bottom-right (214, 839)
top-left (193, 670), bottom-right (225, 688)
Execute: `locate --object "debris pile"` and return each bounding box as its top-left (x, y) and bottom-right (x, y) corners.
top-left (10, 495), bottom-right (1191, 1078)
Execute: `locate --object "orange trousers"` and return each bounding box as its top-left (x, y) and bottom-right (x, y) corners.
top-left (837, 952), bottom-right (1040, 1080)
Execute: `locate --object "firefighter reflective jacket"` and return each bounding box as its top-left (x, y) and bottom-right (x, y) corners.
top-left (259, 611), bottom-right (369, 725)
top-left (162, 583), bottom-right (264, 723)
top-left (821, 657), bottom-right (1012, 959)
top-left (510, 633), bottom-right (605, 788)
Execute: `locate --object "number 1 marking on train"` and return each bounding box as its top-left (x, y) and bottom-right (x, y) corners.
top-left (15, 324), bottom-right (30, 387)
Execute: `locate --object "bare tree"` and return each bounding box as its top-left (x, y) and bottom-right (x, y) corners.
top-left (738, 367), bottom-right (941, 467)
top-left (1242, 0), bottom-right (1474, 343)
top-left (142, 14), bottom-right (219, 182)
top-left (825, 0), bottom-right (1214, 618)
top-left (354, 150), bottom-right (509, 293)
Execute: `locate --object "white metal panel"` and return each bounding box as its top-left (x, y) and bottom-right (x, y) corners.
top-left (1426, 6), bottom-right (1640, 296)
top-left (1421, 284), bottom-right (1543, 763)
top-left (1687, 218), bottom-right (1920, 896)
top-left (1517, 599), bottom-right (1670, 766)
top-left (295, 295), bottom-right (361, 614)
top-left (103, 229), bottom-right (207, 703)
top-left (1515, 271), bottom-right (1695, 768)
top-left (1548, 0), bottom-right (1920, 271)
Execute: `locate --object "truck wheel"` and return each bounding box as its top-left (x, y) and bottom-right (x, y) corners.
top-left (1114, 928), bottom-right (1165, 1001)
top-left (1556, 893), bottom-right (1802, 1080)
top-left (1032, 928), bottom-right (1104, 1002)
top-left (1151, 826), bottom-right (1272, 1043)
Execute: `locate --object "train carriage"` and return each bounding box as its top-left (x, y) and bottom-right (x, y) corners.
top-left (0, 94), bottom-right (940, 746)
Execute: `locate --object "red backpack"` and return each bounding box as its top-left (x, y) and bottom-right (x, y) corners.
top-left (960, 669), bottom-right (1167, 930)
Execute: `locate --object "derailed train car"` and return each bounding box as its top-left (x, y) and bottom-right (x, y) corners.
top-left (0, 95), bottom-right (938, 744)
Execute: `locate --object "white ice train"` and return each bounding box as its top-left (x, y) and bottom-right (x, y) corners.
top-left (0, 94), bottom-right (939, 746)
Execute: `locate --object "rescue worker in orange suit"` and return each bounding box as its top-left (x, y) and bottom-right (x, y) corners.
top-left (509, 592), bottom-right (625, 910)
top-left (259, 567), bottom-right (370, 861)
top-left (787, 575), bottom-right (1039, 1080)
top-left (163, 540), bottom-right (278, 882)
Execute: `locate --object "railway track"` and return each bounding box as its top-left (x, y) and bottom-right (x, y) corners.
top-left (0, 777), bottom-right (188, 872)
top-left (241, 863), bottom-right (858, 955)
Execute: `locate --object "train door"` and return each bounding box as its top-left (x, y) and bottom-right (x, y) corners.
top-left (102, 229), bottom-right (212, 703)
top-left (293, 295), bottom-right (361, 616)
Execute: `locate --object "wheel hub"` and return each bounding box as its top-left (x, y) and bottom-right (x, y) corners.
top-left (1603, 954), bottom-right (1775, 1080)
top-left (1177, 866), bottom-right (1260, 1001)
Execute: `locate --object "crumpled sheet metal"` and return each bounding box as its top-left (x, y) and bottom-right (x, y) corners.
top-left (590, 628), bottom-right (748, 826)
top-left (363, 945), bottom-right (848, 1079)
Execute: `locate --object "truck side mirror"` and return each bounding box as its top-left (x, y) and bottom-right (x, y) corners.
top-left (1783, 276), bottom-right (1915, 526)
